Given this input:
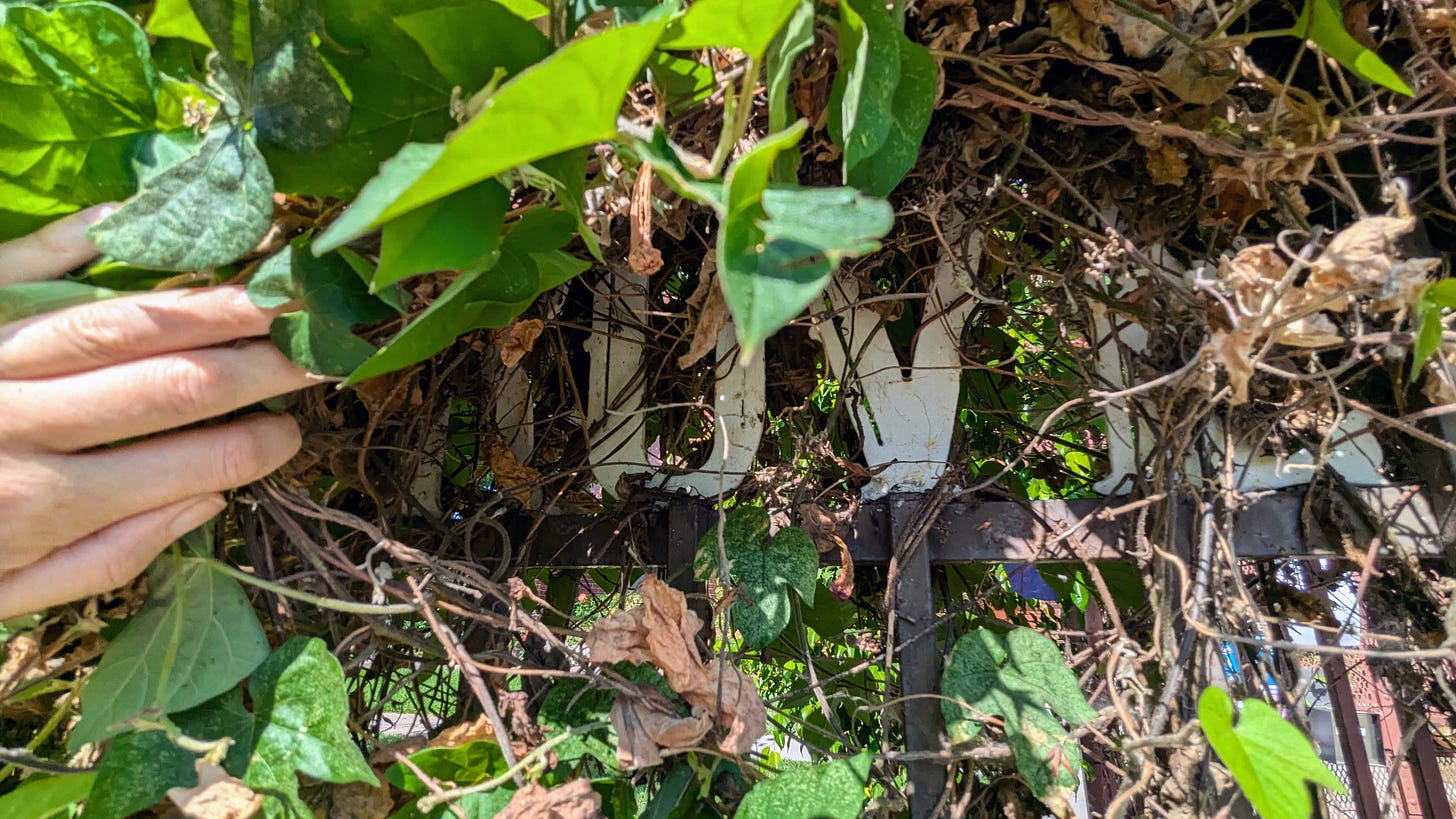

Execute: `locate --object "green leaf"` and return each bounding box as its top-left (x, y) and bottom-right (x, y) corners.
top-left (373, 19), bottom-right (668, 226)
top-left (0, 773), bottom-right (96, 819)
top-left (827, 0), bottom-right (900, 167)
top-left (766, 1), bottom-right (815, 181)
top-left (0, 2), bottom-right (171, 241)
top-left (660, 0), bottom-right (801, 57)
top-left (642, 762), bottom-right (698, 819)
top-left (247, 237), bottom-right (395, 375)
top-left (394, 2), bottom-right (552, 91)
top-left (1424, 279), bottom-right (1456, 310)
top-left (345, 209), bottom-right (587, 383)
top-left (1294, 0), bottom-right (1413, 96)
top-left (844, 35), bottom-right (934, 196)
top-left (630, 129), bottom-right (724, 207)
top-left (696, 510), bottom-right (817, 647)
top-left (733, 751), bottom-right (871, 819)
top-left (0, 281), bottom-right (120, 323)
top-left (941, 628), bottom-right (1097, 797)
top-left (719, 127), bottom-right (894, 358)
top-left (86, 687), bottom-right (255, 819)
top-left (250, 34), bottom-right (352, 153)
top-left (87, 125), bottom-right (274, 270)
top-left (375, 180), bottom-right (511, 289)
top-left (1199, 687), bottom-right (1345, 819)
top-left (565, 0), bottom-right (661, 34)
top-left (387, 740), bottom-right (509, 795)
top-left (245, 637), bottom-right (379, 819)
top-left (534, 148), bottom-right (601, 261)
top-left (148, 0), bottom-right (215, 47)
top-left (1411, 280), bottom-right (1456, 377)
top-left (70, 554), bottom-right (269, 750)
top-left (312, 142), bottom-right (445, 254)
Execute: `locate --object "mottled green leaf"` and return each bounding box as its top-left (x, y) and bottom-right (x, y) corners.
top-left (660, 0), bottom-right (800, 57)
top-left (0, 773), bottom-right (95, 819)
top-left (1199, 687), bottom-right (1345, 819)
top-left (245, 637), bottom-right (378, 819)
top-left (941, 628), bottom-right (1097, 797)
top-left (375, 180), bottom-right (511, 289)
top-left (87, 125), bottom-right (273, 270)
top-left (1294, 0), bottom-right (1412, 95)
top-left (251, 35), bottom-right (351, 152)
top-left (734, 752), bottom-right (871, 819)
top-left (375, 19), bottom-right (668, 225)
top-left (86, 688), bottom-right (255, 819)
top-left (0, 280), bottom-right (119, 323)
top-left (696, 509), bottom-right (817, 647)
top-left (71, 554), bottom-right (269, 750)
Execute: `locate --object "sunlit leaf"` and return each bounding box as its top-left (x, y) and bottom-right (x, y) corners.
top-left (1294, 0), bottom-right (1413, 96)
top-left (659, 0), bottom-right (801, 57)
top-left (375, 180), bottom-right (511, 289)
top-left (734, 752), bottom-right (871, 819)
top-left (0, 773), bottom-right (96, 819)
top-left (1199, 687), bottom-right (1345, 819)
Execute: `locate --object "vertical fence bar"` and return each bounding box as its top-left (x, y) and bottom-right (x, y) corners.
top-left (1403, 714), bottom-right (1454, 819)
top-left (892, 498), bottom-right (946, 818)
top-left (1323, 653), bottom-right (1383, 818)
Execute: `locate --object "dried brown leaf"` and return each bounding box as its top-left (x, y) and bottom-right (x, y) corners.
top-left (628, 166), bottom-right (663, 276)
top-left (610, 686), bottom-right (712, 769)
top-left (167, 762), bottom-right (263, 819)
top-left (1048, 3), bottom-right (1110, 59)
top-left (329, 781), bottom-right (394, 819)
top-left (497, 779), bottom-right (603, 819)
top-left (1309, 215), bottom-right (1439, 310)
top-left (1156, 45), bottom-right (1237, 105)
top-left (1203, 327), bottom-right (1257, 404)
top-left (678, 275), bottom-right (729, 369)
top-left (497, 318), bottom-right (545, 369)
top-left (489, 438), bottom-right (540, 504)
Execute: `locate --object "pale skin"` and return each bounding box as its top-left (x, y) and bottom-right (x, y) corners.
top-left (0, 205), bottom-right (314, 619)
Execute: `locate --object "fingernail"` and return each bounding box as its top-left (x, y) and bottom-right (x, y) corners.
top-left (166, 495), bottom-right (227, 541)
top-left (80, 203), bottom-right (119, 225)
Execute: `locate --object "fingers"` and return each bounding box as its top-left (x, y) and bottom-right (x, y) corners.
top-left (0, 494), bottom-right (226, 621)
top-left (0, 204), bottom-right (116, 287)
top-left (0, 286), bottom-right (277, 379)
top-left (0, 343), bottom-right (314, 452)
top-left (0, 414), bottom-right (300, 566)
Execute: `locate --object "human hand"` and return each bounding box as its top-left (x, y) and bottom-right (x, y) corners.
top-left (0, 206), bottom-right (314, 619)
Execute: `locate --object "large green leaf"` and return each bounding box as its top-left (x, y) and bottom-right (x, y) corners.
top-left (1199, 687), bottom-right (1345, 819)
top-left (718, 126), bottom-right (894, 358)
top-left (87, 125), bottom-right (274, 270)
top-left (147, 0), bottom-right (214, 47)
top-left (86, 687), bottom-right (256, 819)
top-left (695, 509), bottom-right (818, 648)
top-left (70, 554), bottom-right (269, 750)
top-left (941, 628), bottom-right (1098, 798)
top-left (247, 237), bottom-right (396, 375)
top-left (386, 740), bottom-right (511, 819)
top-left (373, 19), bottom-right (668, 225)
top-left (1411, 278), bottom-right (1456, 376)
top-left (394, 2), bottom-right (552, 90)
top-left (659, 0), bottom-right (801, 57)
top-left (734, 752), bottom-right (871, 819)
top-left (374, 180), bottom-right (512, 289)
top-left (1294, 0), bottom-right (1412, 96)
top-left (345, 208), bottom-right (588, 383)
top-left (828, 0), bottom-right (935, 195)
top-left (0, 2), bottom-right (169, 241)
top-left (0, 773), bottom-right (96, 819)
top-left (245, 637), bottom-right (378, 819)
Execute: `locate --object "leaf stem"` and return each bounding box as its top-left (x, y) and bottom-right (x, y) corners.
top-left (415, 721), bottom-right (610, 812)
top-left (200, 558), bottom-right (418, 615)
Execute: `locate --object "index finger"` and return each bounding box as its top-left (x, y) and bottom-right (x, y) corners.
top-left (0, 205), bottom-right (116, 287)
top-left (0, 286), bottom-right (278, 379)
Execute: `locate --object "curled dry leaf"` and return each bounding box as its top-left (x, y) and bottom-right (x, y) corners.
top-left (1048, 2), bottom-right (1110, 59)
top-left (797, 503), bottom-right (856, 600)
top-left (584, 575), bottom-right (767, 758)
top-left (497, 779), bottom-right (604, 819)
top-left (488, 437), bottom-right (540, 504)
top-left (497, 318), bottom-right (545, 369)
top-left (678, 269), bottom-right (729, 369)
top-left (1202, 327), bottom-right (1257, 404)
top-left (628, 165), bottom-right (663, 276)
top-left (167, 761), bottom-right (263, 819)
top-left (328, 780), bottom-right (394, 819)
top-left (610, 685), bottom-right (712, 768)
top-left (1308, 215), bottom-right (1440, 311)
